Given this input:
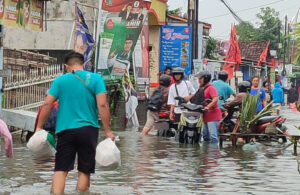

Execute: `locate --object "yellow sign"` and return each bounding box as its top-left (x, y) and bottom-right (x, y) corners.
top-left (2, 0), bottom-right (43, 31)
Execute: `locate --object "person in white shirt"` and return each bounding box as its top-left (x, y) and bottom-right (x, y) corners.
top-left (167, 67), bottom-right (196, 120)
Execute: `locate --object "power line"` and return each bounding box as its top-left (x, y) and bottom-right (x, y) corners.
top-left (201, 0), bottom-right (285, 20)
top-left (219, 0), bottom-right (244, 23)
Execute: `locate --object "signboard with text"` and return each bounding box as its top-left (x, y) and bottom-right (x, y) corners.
top-left (160, 25), bottom-right (192, 75)
top-left (2, 0), bottom-right (43, 31)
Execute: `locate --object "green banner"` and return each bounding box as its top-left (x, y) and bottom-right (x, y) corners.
top-left (96, 0), bottom-right (150, 82)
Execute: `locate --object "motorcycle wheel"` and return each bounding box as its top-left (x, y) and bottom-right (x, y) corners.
top-left (179, 130), bottom-right (185, 144)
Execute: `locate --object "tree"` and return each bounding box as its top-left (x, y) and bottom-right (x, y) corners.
top-left (292, 23), bottom-right (300, 64)
top-left (205, 37), bottom-right (217, 59)
top-left (166, 5), bottom-right (181, 15)
top-left (236, 7), bottom-right (282, 50)
top-left (256, 7), bottom-right (282, 50)
top-left (236, 22), bottom-right (260, 41)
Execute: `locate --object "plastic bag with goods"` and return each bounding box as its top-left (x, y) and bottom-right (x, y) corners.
top-left (27, 130), bottom-right (56, 160)
top-left (95, 138), bottom-right (121, 170)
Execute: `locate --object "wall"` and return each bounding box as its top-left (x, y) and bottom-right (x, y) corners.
top-left (149, 0), bottom-right (166, 25)
top-left (148, 25), bottom-right (160, 94)
top-left (3, 0), bottom-right (98, 50)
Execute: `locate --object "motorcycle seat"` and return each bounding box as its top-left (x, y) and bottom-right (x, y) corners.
top-left (257, 116), bottom-right (280, 124)
top-left (182, 103), bottom-right (204, 112)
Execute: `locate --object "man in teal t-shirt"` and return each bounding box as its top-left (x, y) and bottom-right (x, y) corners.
top-left (212, 71), bottom-right (235, 109)
top-left (36, 51), bottom-right (115, 194)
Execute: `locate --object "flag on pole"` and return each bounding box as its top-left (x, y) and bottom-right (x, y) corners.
top-left (75, 6), bottom-right (95, 72)
top-left (257, 41), bottom-right (270, 66)
top-left (222, 25), bottom-right (241, 80)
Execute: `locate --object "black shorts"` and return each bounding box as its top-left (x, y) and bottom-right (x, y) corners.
top-left (55, 126), bottom-right (99, 174)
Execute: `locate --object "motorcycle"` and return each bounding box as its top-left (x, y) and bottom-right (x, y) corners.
top-left (175, 103), bottom-right (205, 144)
top-left (155, 97), bottom-right (209, 145)
top-left (155, 111), bottom-right (176, 137)
top-left (218, 105), bottom-right (240, 133)
top-left (218, 96), bottom-right (240, 133)
top-left (218, 96), bottom-right (288, 142)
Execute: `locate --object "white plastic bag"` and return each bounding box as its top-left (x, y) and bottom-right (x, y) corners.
top-left (95, 138), bottom-right (121, 170)
top-left (27, 130), bottom-right (56, 160)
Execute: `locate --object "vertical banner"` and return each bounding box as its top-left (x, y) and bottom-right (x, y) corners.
top-left (3, 0), bottom-right (43, 31)
top-left (160, 25), bottom-right (192, 75)
top-left (0, 0), bottom-right (5, 24)
top-left (28, 0), bottom-right (43, 31)
top-left (75, 6), bottom-right (95, 72)
top-left (4, 0), bottom-right (18, 27)
top-left (133, 24), bottom-right (149, 100)
top-left (96, 0), bottom-right (151, 81)
top-left (16, 0), bottom-right (31, 28)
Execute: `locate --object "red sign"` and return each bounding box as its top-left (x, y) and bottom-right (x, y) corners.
top-left (7, 13), bottom-right (17, 20)
top-left (106, 19), bottom-right (114, 29)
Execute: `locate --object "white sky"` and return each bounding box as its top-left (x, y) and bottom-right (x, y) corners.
top-left (167, 0), bottom-right (300, 39)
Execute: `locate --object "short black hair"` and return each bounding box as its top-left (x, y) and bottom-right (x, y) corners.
top-left (64, 51), bottom-right (84, 65)
top-left (125, 34), bottom-right (134, 41)
top-left (251, 76), bottom-right (259, 81)
top-left (165, 67), bottom-right (172, 71)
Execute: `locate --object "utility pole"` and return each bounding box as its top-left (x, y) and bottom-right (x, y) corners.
top-left (282, 15), bottom-right (287, 76)
top-left (187, 0), bottom-right (190, 26)
top-left (195, 0), bottom-right (199, 59)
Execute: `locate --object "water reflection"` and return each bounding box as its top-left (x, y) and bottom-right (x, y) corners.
top-left (1, 131), bottom-right (300, 194)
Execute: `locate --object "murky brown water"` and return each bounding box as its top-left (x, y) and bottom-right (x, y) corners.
top-left (1, 130), bottom-right (300, 195)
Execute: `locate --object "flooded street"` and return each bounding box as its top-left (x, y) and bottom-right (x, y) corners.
top-left (1, 107), bottom-right (300, 194)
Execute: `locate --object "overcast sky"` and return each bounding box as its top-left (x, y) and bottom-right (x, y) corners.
top-left (167, 0), bottom-right (300, 39)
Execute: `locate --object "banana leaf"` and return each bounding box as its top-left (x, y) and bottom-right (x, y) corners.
top-left (239, 93), bottom-right (274, 132)
top-left (248, 101), bottom-right (274, 126)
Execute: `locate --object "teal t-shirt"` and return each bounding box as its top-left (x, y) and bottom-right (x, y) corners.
top-left (48, 70), bottom-right (107, 134)
top-left (212, 80), bottom-right (234, 109)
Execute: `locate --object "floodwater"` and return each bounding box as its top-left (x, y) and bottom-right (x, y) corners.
top-left (1, 129), bottom-right (300, 195)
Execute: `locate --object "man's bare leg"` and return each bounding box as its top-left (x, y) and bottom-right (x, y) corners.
top-left (51, 171), bottom-right (68, 195)
top-left (142, 127), bottom-right (151, 135)
top-left (76, 171), bottom-right (90, 192)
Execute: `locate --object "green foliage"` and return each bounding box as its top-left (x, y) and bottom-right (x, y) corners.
top-left (166, 5), bottom-right (181, 15)
top-left (256, 7), bottom-right (282, 50)
top-left (204, 37), bottom-right (217, 59)
top-left (292, 23), bottom-right (300, 64)
top-left (236, 22), bottom-right (260, 41)
top-left (239, 93), bottom-right (273, 133)
top-left (237, 7), bottom-right (282, 50)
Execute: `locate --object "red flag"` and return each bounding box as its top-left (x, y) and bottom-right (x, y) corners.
top-left (222, 25), bottom-right (241, 80)
top-left (257, 41), bottom-right (270, 66)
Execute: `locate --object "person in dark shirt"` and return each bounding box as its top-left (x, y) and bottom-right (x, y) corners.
top-left (142, 75), bottom-right (171, 135)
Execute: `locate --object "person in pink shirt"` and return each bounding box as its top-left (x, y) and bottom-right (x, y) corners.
top-left (194, 71), bottom-right (222, 143)
top-left (0, 119), bottom-right (13, 158)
